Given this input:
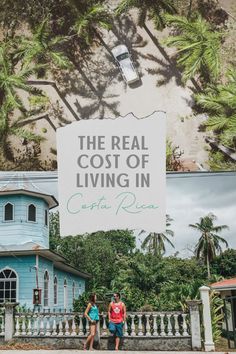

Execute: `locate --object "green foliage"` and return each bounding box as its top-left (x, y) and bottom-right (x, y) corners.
top-left (73, 3), bottom-right (112, 45)
top-left (116, 0), bottom-right (176, 29)
top-left (165, 14), bottom-right (222, 82)
top-left (140, 214), bottom-right (174, 256)
top-left (11, 127), bottom-right (45, 142)
top-left (210, 292), bottom-right (224, 343)
top-left (29, 94), bottom-right (50, 111)
top-left (0, 43), bottom-right (39, 110)
top-left (189, 213), bottom-right (229, 278)
top-left (211, 249), bottom-right (236, 277)
top-left (17, 19), bottom-right (72, 69)
top-left (49, 212), bottom-right (211, 312)
top-left (208, 151), bottom-right (236, 171)
top-left (195, 68), bottom-right (236, 149)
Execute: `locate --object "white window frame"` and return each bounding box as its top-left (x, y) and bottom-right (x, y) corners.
top-left (44, 209), bottom-right (48, 227)
top-left (78, 282), bottom-right (82, 296)
top-left (0, 267), bottom-right (18, 303)
top-left (27, 203), bottom-right (37, 223)
top-left (3, 202), bottom-right (14, 222)
top-left (72, 281), bottom-right (76, 301)
top-left (64, 278), bottom-right (68, 310)
top-left (43, 270), bottom-right (50, 307)
top-left (53, 276), bottom-right (58, 306)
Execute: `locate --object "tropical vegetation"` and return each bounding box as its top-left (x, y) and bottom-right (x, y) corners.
top-left (115, 0), bottom-right (177, 29)
top-left (189, 213), bottom-right (229, 278)
top-left (0, 0), bottom-right (235, 169)
top-left (165, 14), bottom-right (222, 83)
top-left (140, 214), bottom-right (174, 256)
top-left (49, 210), bottom-right (230, 314)
top-left (195, 68), bottom-right (236, 151)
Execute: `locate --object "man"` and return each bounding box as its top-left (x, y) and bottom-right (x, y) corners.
top-left (108, 292), bottom-right (126, 350)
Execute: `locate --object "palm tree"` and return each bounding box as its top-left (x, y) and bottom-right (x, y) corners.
top-left (141, 215), bottom-right (174, 256)
top-left (189, 213), bottom-right (229, 278)
top-left (116, 0), bottom-right (176, 29)
top-left (72, 3), bottom-right (112, 45)
top-left (0, 44), bottom-right (38, 109)
top-left (195, 68), bottom-right (236, 147)
top-left (165, 15), bottom-right (222, 82)
top-left (16, 19), bottom-right (71, 69)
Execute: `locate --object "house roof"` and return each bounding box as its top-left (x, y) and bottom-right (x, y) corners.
top-left (211, 278), bottom-right (236, 290)
top-left (0, 248), bottom-right (91, 279)
top-left (0, 173), bottom-right (58, 209)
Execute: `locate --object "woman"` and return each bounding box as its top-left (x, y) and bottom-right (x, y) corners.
top-left (84, 293), bottom-right (99, 350)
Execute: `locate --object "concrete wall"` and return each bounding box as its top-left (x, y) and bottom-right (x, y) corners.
top-left (0, 336), bottom-right (192, 351)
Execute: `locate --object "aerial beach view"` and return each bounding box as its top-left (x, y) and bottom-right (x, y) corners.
top-left (0, 0), bottom-right (236, 171)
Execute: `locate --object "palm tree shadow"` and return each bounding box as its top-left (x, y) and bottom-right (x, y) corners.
top-left (141, 53), bottom-right (182, 87)
top-left (142, 23), bottom-right (183, 86)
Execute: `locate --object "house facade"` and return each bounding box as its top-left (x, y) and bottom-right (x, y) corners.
top-left (0, 175), bottom-right (89, 310)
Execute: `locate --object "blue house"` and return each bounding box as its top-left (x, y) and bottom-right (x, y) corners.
top-left (0, 175), bottom-right (90, 310)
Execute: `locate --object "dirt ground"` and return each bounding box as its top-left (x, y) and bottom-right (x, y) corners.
top-left (2, 0), bottom-right (236, 171)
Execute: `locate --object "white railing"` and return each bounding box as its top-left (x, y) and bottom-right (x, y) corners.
top-left (13, 311), bottom-right (190, 337)
top-left (0, 309), bottom-right (5, 337)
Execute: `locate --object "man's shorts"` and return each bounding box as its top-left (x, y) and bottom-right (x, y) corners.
top-left (108, 321), bottom-right (123, 337)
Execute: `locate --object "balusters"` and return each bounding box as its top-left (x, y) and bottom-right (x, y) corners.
top-left (160, 314), bottom-right (166, 336)
top-left (39, 315), bottom-right (45, 335)
top-left (58, 316), bottom-right (64, 336)
top-left (182, 314), bottom-right (188, 336)
top-left (78, 315), bottom-right (84, 336)
top-left (124, 318), bottom-right (128, 336)
top-left (145, 314), bottom-right (151, 336)
top-left (15, 315), bottom-right (20, 336)
top-left (71, 316), bottom-right (77, 336)
top-left (174, 314), bottom-right (180, 336)
top-left (85, 317), bottom-right (90, 335)
top-left (26, 314), bottom-right (32, 335)
top-left (153, 314), bottom-right (158, 336)
top-left (33, 313), bottom-right (39, 336)
top-left (0, 315), bottom-right (5, 336)
top-left (10, 311), bottom-right (190, 338)
top-left (21, 314), bottom-right (26, 335)
top-left (45, 315), bottom-right (51, 336)
top-left (137, 314), bottom-right (143, 336)
top-left (65, 315), bottom-right (70, 336)
top-left (52, 315), bottom-right (57, 336)
top-left (167, 314), bottom-right (173, 336)
top-left (130, 314), bottom-right (136, 336)
top-left (102, 314), bottom-right (107, 336)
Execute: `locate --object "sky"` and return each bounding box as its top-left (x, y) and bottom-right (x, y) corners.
top-left (0, 171), bottom-right (235, 258)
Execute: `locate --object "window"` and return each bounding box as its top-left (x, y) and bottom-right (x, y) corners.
top-left (4, 203), bottom-right (14, 221)
top-left (72, 281), bottom-right (75, 301)
top-left (78, 282), bottom-right (82, 296)
top-left (28, 204), bottom-right (36, 222)
top-left (45, 210), bottom-right (48, 227)
top-left (0, 268), bottom-right (17, 303)
top-left (53, 276), bottom-right (57, 305)
top-left (64, 279), bottom-right (68, 310)
top-left (43, 271), bottom-right (49, 307)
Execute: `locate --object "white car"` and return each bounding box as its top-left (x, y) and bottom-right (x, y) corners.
top-left (111, 44), bottom-right (139, 84)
